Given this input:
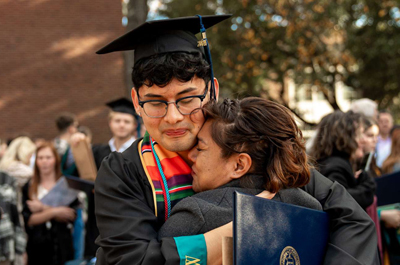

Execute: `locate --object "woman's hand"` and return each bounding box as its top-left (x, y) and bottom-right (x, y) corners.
top-left (381, 209), bottom-right (400, 229)
top-left (53, 207), bottom-right (76, 223)
top-left (256, 190), bottom-right (276, 200)
top-left (26, 200), bottom-right (45, 213)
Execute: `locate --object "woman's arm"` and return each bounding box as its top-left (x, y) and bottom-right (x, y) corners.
top-left (27, 206), bottom-right (76, 226)
top-left (204, 223), bottom-right (232, 265)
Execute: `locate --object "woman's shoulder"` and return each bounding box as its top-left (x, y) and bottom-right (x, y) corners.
top-left (277, 188), bottom-right (322, 211)
top-left (318, 156), bottom-right (353, 175)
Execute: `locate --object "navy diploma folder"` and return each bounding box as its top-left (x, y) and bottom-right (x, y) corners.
top-left (375, 171), bottom-right (400, 206)
top-left (233, 191), bottom-right (329, 265)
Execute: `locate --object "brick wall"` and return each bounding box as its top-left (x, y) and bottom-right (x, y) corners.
top-left (0, 0), bottom-right (128, 144)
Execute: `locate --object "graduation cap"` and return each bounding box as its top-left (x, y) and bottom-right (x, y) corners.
top-left (106, 98), bottom-right (136, 117)
top-left (96, 14), bottom-right (232, 100)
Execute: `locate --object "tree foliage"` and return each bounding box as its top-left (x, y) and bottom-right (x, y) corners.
top-left (344, 0), bottom-right (400, 109)
top-left (159, 0), bottom-right (400, 120)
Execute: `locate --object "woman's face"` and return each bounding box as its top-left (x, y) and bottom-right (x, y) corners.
top-left (188, 120), bottom-right (239, 193)
top-left (36, 147), bottom-right (56, 176)
top-left (363, 125), bottom-right (379, 153)
top-left (353, 125), bottom-right (366, 160)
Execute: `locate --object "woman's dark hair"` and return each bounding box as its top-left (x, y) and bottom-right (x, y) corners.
top-left (132, 52), bottom-right (211, 90)
top-left (203, 97), bottom-right (310, 193)
top-left (310, 110), bottom-right (363, 161)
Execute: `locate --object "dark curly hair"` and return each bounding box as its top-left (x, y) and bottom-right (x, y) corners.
top-left (310, 110), bottom-right (363, 161)
top-left (132, 52), bottom-right (211, 90)
top-left (202, 97), bottom-right (310, 193)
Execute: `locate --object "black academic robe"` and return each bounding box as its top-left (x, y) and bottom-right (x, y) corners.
top-left (95, 139), bottom-right (380, 265)
top-left (92, 144), bottom-right (112, 170)
top-left (84, 144), bottom-right (112, 258)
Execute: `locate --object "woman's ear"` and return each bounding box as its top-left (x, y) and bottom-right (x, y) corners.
top-left (231, 153), bottom-right (252, 179)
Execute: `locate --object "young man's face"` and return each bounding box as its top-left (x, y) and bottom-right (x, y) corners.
top-left (109, 112), bottom-right (136, 140)
top-left (132, 77), bottom-right (219, 153)
top-left (378, 113), bottom-right (393, 136)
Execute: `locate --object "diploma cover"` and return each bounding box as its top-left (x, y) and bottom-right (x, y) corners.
top-left (71, 140), bottom-right (97, 181)
top-left (40, 177), bottom-right (78, 207)
top-left (233, 191), bottom-right (329, 265)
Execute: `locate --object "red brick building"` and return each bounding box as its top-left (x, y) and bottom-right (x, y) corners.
top-left (0, 0), bottom-right (128, 143)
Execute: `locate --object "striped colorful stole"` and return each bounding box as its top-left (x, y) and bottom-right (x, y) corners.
top-left (141, 132), bottom-right (194, 222)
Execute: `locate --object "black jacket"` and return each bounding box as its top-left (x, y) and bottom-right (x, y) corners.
top-left (318, 156), bottom-right (376, 209)
top-left (159, 177), bottom-right (322, 238)
top-left (95, 139), bottom-right (379, 265)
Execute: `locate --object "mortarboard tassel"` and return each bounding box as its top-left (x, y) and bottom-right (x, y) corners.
top-left (196, 15), bottom-right (217, 101)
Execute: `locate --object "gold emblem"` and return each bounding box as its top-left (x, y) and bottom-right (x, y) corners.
top-left (280, 246), bottom-right (300, 265)
top-left (185, 255), bottom-right (201, 265)
top-left (197, 32), bottom-right (208, 47)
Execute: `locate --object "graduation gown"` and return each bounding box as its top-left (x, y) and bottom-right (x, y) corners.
top-left (83, 144), bottom-right (112, 258)
top-left (92, 144), bottom-right (112, 170)
top-left (95, 139), bottom-right (380, 265)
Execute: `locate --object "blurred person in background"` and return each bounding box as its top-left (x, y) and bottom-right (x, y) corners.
top-left (376, 110), bottom-right (394, 168)
top-left (92, 98), bottom-right (137, 169)
top-left (362, 118), bottom-right (382, 177)
top-left (382, 126), bottom-right (400, 174)
top-left (22, 143), bottom-right (77, 265)
top-left (54, 112), bottom-right (79, 157)
top-left (379, 126), bottom-right (400, 264)
top-left (309, 111), bottom-right (376, 210)
top-left (0, 139), bottom-right (8, 161)
top-left (350, 98), bottom-right (378, 121)
top-left (0, 137), bottom-right (36, 189)
top-left (53, 112), bottom-right (79, 176)
top-left (0, 171), bottom-right (26, 265)
top-left (69, 98), bottom-right (138, 259)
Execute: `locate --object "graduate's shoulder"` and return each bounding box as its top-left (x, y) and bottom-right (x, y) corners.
top-left (97, 138), bottom-right (145, 184)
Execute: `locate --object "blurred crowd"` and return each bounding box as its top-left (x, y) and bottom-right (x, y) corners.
top-left (0, 99), bottom-right (142, 265)
top-left (0, 97), bottom-right (400, 264)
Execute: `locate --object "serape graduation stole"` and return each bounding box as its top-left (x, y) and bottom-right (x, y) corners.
top-left (140, 132), bottom-right (194, 222)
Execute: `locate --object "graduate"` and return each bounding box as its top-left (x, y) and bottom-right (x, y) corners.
top-left (76, 98), bottom-right (137, 258)
top-left (92, 98), bottom-right (138, 169)
top-left (94, 15), bottom-right (379, 265)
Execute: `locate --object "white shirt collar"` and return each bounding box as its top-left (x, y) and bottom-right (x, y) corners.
top-left (108, 136), bottom-right (136, 153)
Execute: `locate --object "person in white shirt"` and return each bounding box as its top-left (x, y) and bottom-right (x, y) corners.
top-left (376, 110), bottom-right (393, 167)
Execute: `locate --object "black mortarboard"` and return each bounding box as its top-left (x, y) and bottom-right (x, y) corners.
top-left (96, 15), bottom-right (231, 61)
top-left (97, 14), bottom-right (231, 100)
top-left (106, 98), bottom-right (136, 117)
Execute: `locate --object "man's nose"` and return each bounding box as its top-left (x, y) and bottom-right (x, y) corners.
top-left (163, 103), bottom-right (184, 124)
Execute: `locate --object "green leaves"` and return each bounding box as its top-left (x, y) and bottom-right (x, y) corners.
top-left (159, 0), bottom-right (400, 115)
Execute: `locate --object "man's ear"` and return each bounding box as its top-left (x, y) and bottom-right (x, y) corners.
top-left (131, 88), bottom-right (141, 115)
top-left (231, 153), bottom-right (252, 180)
top-left (213, 78), bottom-right (220, 101)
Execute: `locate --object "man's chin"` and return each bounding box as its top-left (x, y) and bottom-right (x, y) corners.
top-left (160, 137), bottom-right (196, 153)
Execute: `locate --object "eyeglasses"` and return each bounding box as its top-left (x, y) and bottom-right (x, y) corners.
top-left (138, 86), bottom-right (208, 118)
